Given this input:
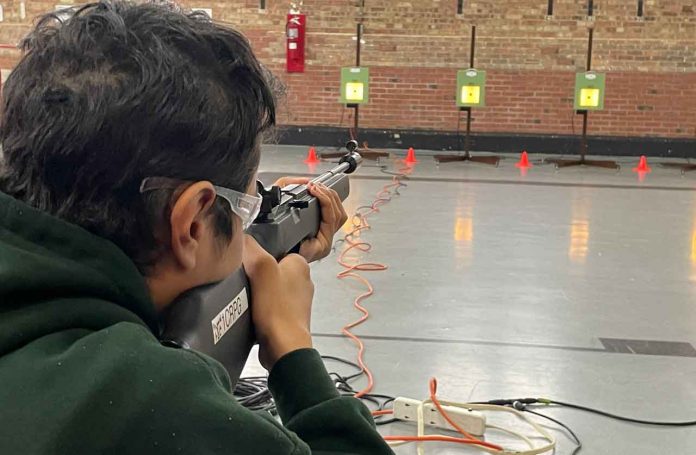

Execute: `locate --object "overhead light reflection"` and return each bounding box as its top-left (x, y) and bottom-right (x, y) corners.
top-left (569, 220), bottom-right (589, 262)
top-left (569, 191), bottom-right (591, 264)
top-left (341, 183), bottom-right (362, 236)
top-left (689, 226), bottom-right (696, 283)
top-left (453, 190), bottom-right (475, 268)
top-left (454, 217), bottom-right (473, 242)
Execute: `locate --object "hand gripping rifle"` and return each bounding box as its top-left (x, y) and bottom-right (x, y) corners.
top-left (160, 143), bottom-right (362, 385)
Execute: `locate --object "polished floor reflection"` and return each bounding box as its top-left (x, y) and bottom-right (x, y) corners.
top-left (255, 145), bottom-right (696, 455)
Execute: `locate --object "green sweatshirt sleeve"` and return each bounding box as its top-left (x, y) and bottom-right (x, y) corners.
top-left (268, 349), bottom-right (394, 454)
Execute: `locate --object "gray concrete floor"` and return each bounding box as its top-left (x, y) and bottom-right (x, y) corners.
top-left (247, 144), bottom-right (696, 454)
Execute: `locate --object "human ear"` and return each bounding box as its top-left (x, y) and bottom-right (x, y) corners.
top-left (168, 181), bottom-right (217, 270)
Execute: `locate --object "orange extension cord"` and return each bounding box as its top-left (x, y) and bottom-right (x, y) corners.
top-left (336, 158), bottom-right (504, 452)
top-left (380, 378), bottom-right (504, 451)
top-left (336, 160), bottom-right (410, 399)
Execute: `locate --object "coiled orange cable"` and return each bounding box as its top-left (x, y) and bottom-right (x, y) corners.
top-left (336, 161), bottom-right (411, 399)
top-left (335, 159), bottom-right (503, 452)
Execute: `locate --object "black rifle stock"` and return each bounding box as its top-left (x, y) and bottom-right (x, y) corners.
top-left (160, 146), bottom-right (362, 386)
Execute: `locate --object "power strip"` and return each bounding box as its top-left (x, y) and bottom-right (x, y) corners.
top-left (392, 397), bottom-right (487, 436)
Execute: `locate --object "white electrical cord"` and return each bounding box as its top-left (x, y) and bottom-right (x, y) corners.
top-left (486, 424), bottom-right (535, 449)
top-left (386, 398), bottom-right (556, 455)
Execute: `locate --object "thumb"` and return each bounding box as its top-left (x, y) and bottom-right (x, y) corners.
top-left (278, 253), bottom-right (311, 279)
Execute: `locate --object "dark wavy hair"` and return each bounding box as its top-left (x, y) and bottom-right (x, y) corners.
top-left (0, 1), bottom-right (276, 273)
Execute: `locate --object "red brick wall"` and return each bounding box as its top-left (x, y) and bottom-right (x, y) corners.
top-left (0, 0), bottom-right (694, 139)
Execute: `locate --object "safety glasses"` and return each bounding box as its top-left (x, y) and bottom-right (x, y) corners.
top-left (140, 177), bottom-right (262, 230)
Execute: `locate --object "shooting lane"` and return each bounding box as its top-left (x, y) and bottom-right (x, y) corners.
top-left (322, 11), bottom-right (389, 162)
top-left (254, 1), bottom-right (696, 454)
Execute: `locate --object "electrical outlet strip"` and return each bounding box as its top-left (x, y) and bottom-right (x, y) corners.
top-left (393, 397), bottom-right (487, 436)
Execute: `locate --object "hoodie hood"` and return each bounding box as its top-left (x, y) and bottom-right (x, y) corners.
top-left (0, 191), bottom-right (158, 355)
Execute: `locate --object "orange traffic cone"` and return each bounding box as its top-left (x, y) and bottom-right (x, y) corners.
top-left (304, 147), bottom-right (321, 164)
top-left (515, 150), bottom-right (532, 169)
top-left (632, 155), bottom-right (651, 173)
top-left (405, 147), bottom-right (418, 164)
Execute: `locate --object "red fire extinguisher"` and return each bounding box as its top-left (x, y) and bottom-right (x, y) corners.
top-left (286, 4), bottom-right (306, 73)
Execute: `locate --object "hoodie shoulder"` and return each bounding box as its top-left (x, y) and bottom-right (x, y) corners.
top-left (94, 322), bottom-right (306, 454)
top-left (0, 321), bottom-right (305, 455)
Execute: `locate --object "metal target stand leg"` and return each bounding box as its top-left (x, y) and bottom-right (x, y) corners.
top-left (660, 163), bottom-right (696, 175)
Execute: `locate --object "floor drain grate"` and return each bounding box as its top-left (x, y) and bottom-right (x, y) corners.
top-left (599, 338), bottom-right (696, 358)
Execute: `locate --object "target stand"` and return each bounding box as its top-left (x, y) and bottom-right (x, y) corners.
top-left (321, 20), bottom-right (388, 162)
top-left (434, 26), bottom-right (499, 167)
top-left (545, 27), bottom-right (619, 170)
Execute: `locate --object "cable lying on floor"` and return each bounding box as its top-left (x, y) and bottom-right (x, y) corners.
top-left (382, 378), bottom-right (556, 455)
top-left (539, 398), bottom-right (696, 427)
top-left (233, 376), bottom-right (276, 413)
top-left (474, 398), bottom-right (696, 427)
top-left (512, 403), bottom-right (582, 455)
top-left (332, 157), bottom-right (556, 454)
top-left (323, 355), bottom-right (398, 425)
top-left (334, 156), bottom-right (412, 399)
top-left (233, 354), bottom-right (397, 419)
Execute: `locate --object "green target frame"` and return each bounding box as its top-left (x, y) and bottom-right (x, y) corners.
top-left (574, 71), bottom-right (606, 111)
top-left (456, 69), bottom-right (486, 108)
top-left (340, 67), bottom-right (369, 105)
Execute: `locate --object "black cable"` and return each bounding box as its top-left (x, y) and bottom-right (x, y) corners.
top-left (380, 397), bottom-right (395, 410)
top-left (375, 418), bottom-right (399, 426)
top-left (362, 392), bottom-right (398, 402)
top-left (528, 410), bottom-right (582, 455)
top-left (330, 370), bottom-right (363, 383)
top-left (514, 402), bottom-right (582, 455)
top-left (540, 399), bottom-right (696, 427)
top-left (373, 396), bottom-right (398, 425)
top-left (323, 355), bottom-right (365, 381)
top-left (322, 354), bottom-right (397, 421)
top-left (234, 354), bottom-right (398, 419)
top-left (379, 166), bottom-right (411, 179)
top-left (342, 392), bottom-right (381, 407)
top-left (234, 377), bottom-right (276, 414)
top-left (323, 355), bottom-right (366, 375)
top-left (476, 398), bottom-right (696, 427)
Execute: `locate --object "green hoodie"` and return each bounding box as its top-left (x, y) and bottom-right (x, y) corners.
top-left (0, 191), bottom-right (394, 454)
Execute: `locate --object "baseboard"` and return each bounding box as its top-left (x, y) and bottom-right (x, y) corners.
top-left (274, 125), bottom-right (696, 158)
